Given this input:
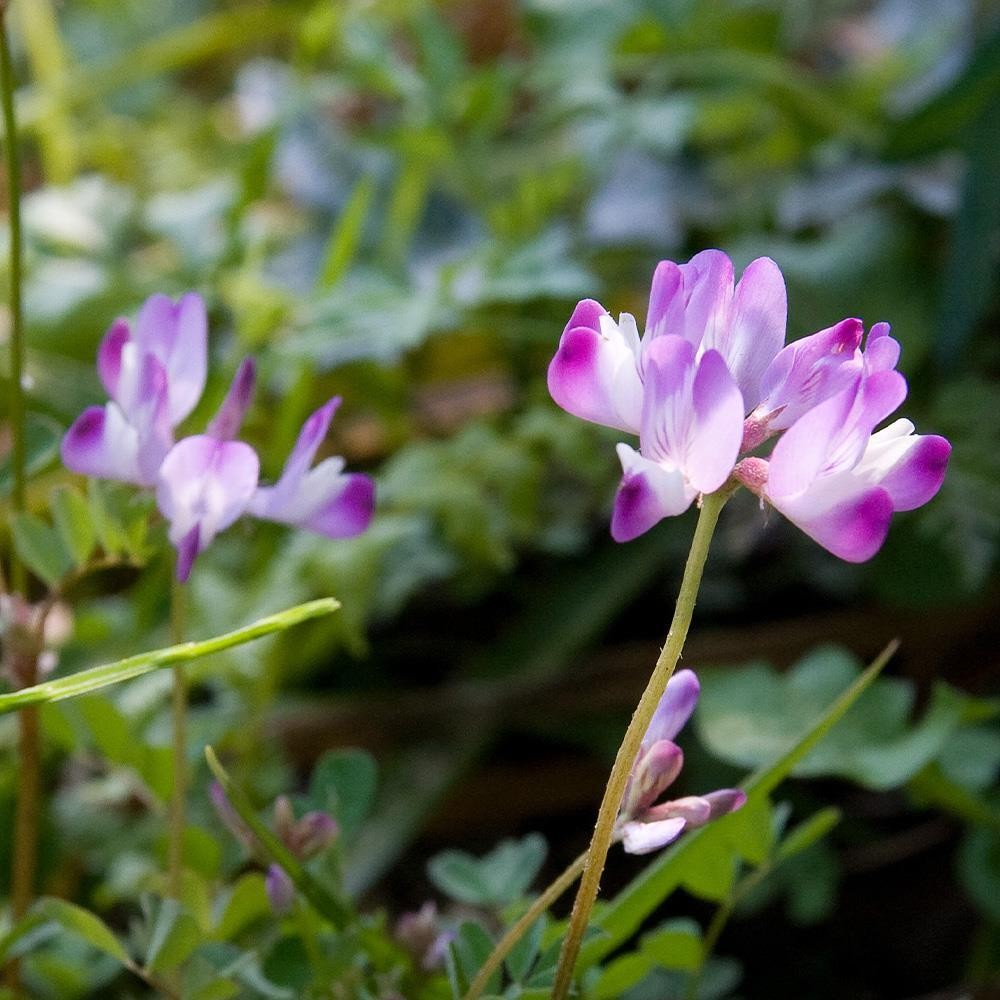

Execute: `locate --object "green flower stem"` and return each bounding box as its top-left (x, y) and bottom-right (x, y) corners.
top-left (552, 489), bottom-right (730, 1000)
top-left (2, 2), bottom-right (39, 946)
top-left (463, 850), bottom-right (588, 1000)
top-left (168, 573), bottom-right (187, 898)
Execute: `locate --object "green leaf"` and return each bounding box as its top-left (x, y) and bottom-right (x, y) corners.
top-left (33, 898), bottom-right (130, 966)
top-left (0, 413), bottom-right (62, 497)
top-left (591, 953), bottom-right (655, 999)
top-left (695, 645), bottom-right (962, 790)
top-left (776, 808), bottom-right (841, 862)
top-left (309, 748), bottom-right (378, 840)
top-left (505, 912), bottom-right (547, 984)
top-left (11, 511), bottom-right (74, 586)
top-left (50, 486), bottom-right (97, 565)
top-left (577, 642), bottom-right (896, 969)
top-left (958, 826), bottom-right (1000, 922)
top-left (0, 598), bottom-right (339, 714)
top-left (428, 834), bottom-right (547, 908)
top-left (145, 899), bottom-right (201, 973)
top-left (212, 873), bottom-right (270, 942)
top-left (87, 479), bottom-right (131, 556)
top-left (317, 175), bottom-right (376, 288)
top-left (450, 921), bottom-right (499, 995)
top-left (639, 917), bottom-right (702, 972)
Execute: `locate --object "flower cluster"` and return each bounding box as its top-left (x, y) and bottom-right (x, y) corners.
top-left (615, 669), bottom-right (745, 854)
top-left (61, 294), bottom-right (375, 579)
top-left (548, 251), bottom-right (950, 561)
top-left (210, 783), bottom-right (338, 914)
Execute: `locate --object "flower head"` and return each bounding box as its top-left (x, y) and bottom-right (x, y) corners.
top-left (615, 669), bottom-right (745, 855)
top-left (549, 254), bottom-right (949, 561)
top-left (62, 293), bottom-right (375, 580)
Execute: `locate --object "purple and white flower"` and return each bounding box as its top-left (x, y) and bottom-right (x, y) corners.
top-left (549, 253), bottom-right (949, 561)
top-left (62, 292), bottom-right (376, 580)
top-left (615, 669), bottom-right (745, 855)
top-left (62, 293), bottom-right (207, 486)
top-left (734, 327), bottom-right (950, 561)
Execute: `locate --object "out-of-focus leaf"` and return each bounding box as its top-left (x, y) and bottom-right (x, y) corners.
top-left (428, 834), bottom-right (547, 909)
top-left (50, 486), bottom-right (98, 565)
top-left (33, 899), bottom-right (130, 967)
top-left (308, 748), bottom-right (377, 840)
top-left (212, 873), bottom-right (271, 942)
top-left (958, 826), bottom-right (1000, 922)
top-left (0, 413), bottom-right (62, 497)
top-left (11, 511), bottom-right (74, 586)
top-left (145, 899), bottom-right (201, 973)
top-left (695, 646), bottom-right (964, 790)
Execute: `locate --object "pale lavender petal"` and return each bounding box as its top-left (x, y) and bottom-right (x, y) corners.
top-left (270, 398), bottom-right (341, 501)
top-left (766, 387), bottom-right (858, 499)
top-left (703, 788), bottom-right (747, 820)
top-left (132, 354), bottom-right (174, 486)
top-left (621, 817), bottom-right (687, 855)
top-left (97, 318), bottom-right (131, 402)
top-left (685, 349), bottom-right (744, 493)
top-left (206, 358), bottom-right (257, 440)
top-left (639, 335), bottom-right (697, 466)
top-left (156, 435), bottom-right (260, 577)
top-left (300, 473), bottom-right (375, 538)
top-left (266, 864), bottom-right (295, 915)
top-left (627, 740), bottom-right (684, 817)
top-left (642, 795), bottom-right (713, 828)
top-left (677, 250), bottom-right (734, 349)
top-left (547, 323), bottom-right (643, 434)
top-left (756, 317), bottom-right (864, 432)
top-left (646, 260), bottom-right (683, 339)
top-left (134, 292), bottom-right (208, 424)
top-left (771, 484), bottom-right (894, 563)
top-left (611, 444), bottom-right (694, 542)
top-left (717, 256), bottom-right (786, 409)
top-left (61, 404), bottom-right (142, 484)
top-left (644, 669), bottom-right (700, 746)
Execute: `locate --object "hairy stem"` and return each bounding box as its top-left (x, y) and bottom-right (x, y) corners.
top-left (463, 850), bottom-right (588, 1000)
top-left (552, 490), bottom-right (729, 999)
top-left (168, 574), bottom-right (187, 897)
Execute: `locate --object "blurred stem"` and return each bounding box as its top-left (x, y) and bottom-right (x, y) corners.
top-left (463, 850), bottom-right (587, 1000)
top-left (1, 1), bottom-right (26, 583)
top-left (552, 490), bottom-right (730, 1000)
top-left (3, 3), bottom-right (40, 962)
top-left (168, 573), bottom-right (187, 898)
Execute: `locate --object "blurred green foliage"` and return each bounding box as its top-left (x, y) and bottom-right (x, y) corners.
top-left (0, 0), bottom-right (998, 997)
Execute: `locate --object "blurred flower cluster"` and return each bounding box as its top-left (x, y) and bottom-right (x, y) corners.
top-left (61, 294), bottom-right (375, 579)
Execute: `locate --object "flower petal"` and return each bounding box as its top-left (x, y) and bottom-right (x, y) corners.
top-left (547, 318), bottom-right (643, 433)
top-left (611, 443), bottom-right (694, 542)
top-left (717, 256), bottom-right (786, 409)
top-left (134, 292), bottom-right (208, 424)
top-left (627, 740), bottom-right (684, 817)
top-left (770, 483), bottom-right (895, 563)
top-left (156, 435), bottom-right (260, 577)
top-left (704, 788), bottom-right (747, 820)
top-left (97, 318), bottom-right (132, 403)
top-left (206, 358), bottom-right (257, 440)
top-left (685, 348), bottom-right (744, 493)
top-left (642, 795), bottom-right (713, 828)
top-left (855, 420), bottom-right (951, 511)
top-left (644, 669), bottom-right (700, 746)
top-left (756, 317), bottom-right (864, 432)
top-left (677, 249), bottom-right (734, 349)
top-left (61, 404), bottom-right (142, 484)
top-left (620, 817), bottom-right (687, 855)
top-left (863, 322), bottom-right (900, 373)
